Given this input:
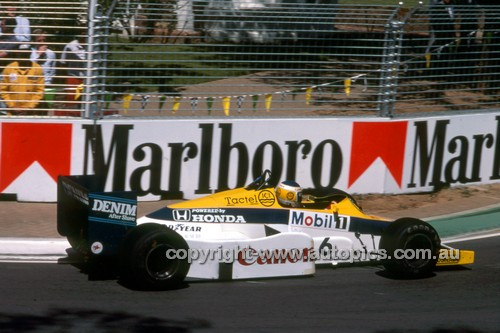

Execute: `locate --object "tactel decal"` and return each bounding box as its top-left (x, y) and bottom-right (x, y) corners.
top-left (224, 190), bottom-right (276, 207)
top-left (224, 195), bottom-right (259, 206)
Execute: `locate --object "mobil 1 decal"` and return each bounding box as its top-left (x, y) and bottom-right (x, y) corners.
top-left (289, 210), bottom-right (350, 230)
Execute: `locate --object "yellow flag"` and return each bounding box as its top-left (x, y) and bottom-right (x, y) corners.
top-left (123, 94), bottom-right (133, 114)
top-left (344, 78), bottom-right (352, 96)
top-left (425, 53), bottom-right (431, 68)
top-left (305, 87), bottom-right (312, 105)
top-left (265, 94), bottom-right (272, 112)
top-left (222, 96), bottom-right (230, 116)
top-left (74, 83), bottom-right (84, 100)
top-left (172, 97), bottom-right (181, 114)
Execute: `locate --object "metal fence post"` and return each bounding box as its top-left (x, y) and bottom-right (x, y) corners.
top-left (378, 18), bottom-right (404, 118)
top-left (84, 0), bottom-right (99, 119)
top-left (378, 3), bottom-right (424, 118)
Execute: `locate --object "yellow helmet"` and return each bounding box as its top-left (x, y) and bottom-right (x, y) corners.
top-left (276, 180), bottom-right (302, 208)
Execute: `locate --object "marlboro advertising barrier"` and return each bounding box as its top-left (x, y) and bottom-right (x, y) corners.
top-left (1, 113), bottom-right (499, 202)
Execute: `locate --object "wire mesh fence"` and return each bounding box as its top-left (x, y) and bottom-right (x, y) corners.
top-left (0, 0), bottom-right (498, 118)
top-left (395, 2), bottom-right (500, 116)
top-left (0, 0), bottom-right (88, 116)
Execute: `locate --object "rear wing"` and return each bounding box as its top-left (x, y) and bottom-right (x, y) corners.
top-left (57, 175), bottom-right (137, 256)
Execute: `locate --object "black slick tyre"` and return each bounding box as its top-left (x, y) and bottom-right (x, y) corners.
top-left (119, 223), bottom-right (190, 290)
top-left (380, 218), bottom-right (440, 278)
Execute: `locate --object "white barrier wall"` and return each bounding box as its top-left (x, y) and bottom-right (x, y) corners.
top-left (0, 113), bottom-right (499, 202)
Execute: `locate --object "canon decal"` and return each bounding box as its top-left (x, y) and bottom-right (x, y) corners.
top-left (237, 247), bottom-right (312, 266)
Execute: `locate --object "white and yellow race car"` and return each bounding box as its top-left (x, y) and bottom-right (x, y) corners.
top-left (57, 170), bottom-right (474, 290)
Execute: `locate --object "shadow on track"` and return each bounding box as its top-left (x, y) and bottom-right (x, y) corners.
top-left (0, 309), bottom-right (211, 332)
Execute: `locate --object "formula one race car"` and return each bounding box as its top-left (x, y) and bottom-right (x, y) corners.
top-left (57, 170), bottom-right (474, 290)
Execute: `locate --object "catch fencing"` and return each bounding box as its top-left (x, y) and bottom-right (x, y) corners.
top-left (0, 0), bottom-right (499, 118)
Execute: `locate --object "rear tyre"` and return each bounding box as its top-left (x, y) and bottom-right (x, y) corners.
top-left (67, 235), bottom-right (88, 255)
top-left (380, 218), bottom-right (440, 278)
top-left (120, 223), bottom-right (190, 290)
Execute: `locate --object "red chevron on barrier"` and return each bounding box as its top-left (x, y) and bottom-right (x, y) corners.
top-left (349, 121), bottom-right (408, 188)
top-left (0, 123), bottom-right (72, 192)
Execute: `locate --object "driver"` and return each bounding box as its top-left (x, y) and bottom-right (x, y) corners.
top-left (276, 180), bottom-right (302, 208)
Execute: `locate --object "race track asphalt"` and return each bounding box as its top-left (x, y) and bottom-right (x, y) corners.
top-left (0, 189), bottom-right (499, 332)
top-left (0, 236), bottom-right (498, 333)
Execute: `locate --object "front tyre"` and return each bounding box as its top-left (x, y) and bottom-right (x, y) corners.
top-left (380, 218), bottom-right (440, 278)
top-left (120, 224), bottom-right (190, 290)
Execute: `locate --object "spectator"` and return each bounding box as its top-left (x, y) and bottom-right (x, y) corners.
top-left (455, 0), bottom-right (480, 35)
top-left (0, 18), bottom-right (19, 113)
top-left (426, 0), bottom-right (458, 76)
top-left (59, 31), bottom-right (85, 107)
top-left (427, 0), bottom-right (456, 54)
top-left (453, 0), bottom-right (482, 73)
top-left (30, 29), bottom-right (56, 85)
top-left (476, 0), bottom-right (500, 92)
top-left (0, 18), bottom-right (19, 60)
top-left (0, 44), bottom-right (44, 115)
top-left (0, 7), bottom-right (31, 43)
